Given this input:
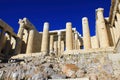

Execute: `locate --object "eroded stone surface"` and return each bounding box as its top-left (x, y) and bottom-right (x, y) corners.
top-left (0, 52), bottom-right (119, 80)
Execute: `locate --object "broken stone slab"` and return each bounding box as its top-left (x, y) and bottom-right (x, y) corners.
top-left (61, 64), bottom-right (79, 78)
top-left (44, 67), bottom-right (56, 76)
top-left (108, 53), bottom-right (120, 61)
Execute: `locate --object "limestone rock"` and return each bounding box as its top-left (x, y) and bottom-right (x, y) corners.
top-left (62, 64), bottom-right (79, 78)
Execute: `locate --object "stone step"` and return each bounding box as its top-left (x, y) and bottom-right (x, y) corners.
top-left (49, 78), bottom-right (89, 80)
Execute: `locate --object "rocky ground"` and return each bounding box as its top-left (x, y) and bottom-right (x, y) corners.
top-left (0, 52), bottom-right (120, 80)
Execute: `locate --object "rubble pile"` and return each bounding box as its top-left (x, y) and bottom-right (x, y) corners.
top-left (0, 53), bottom-right (119, 80)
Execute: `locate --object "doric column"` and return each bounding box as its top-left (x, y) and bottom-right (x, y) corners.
top-left (66, 22), bottom-right (73, 51)
top-left (54, 41), bottom-right (58, 55)
top-left (96, 8), bottom-right (109, 48)
top-left (0, 29), bottom-right (5, 54)
top-left (77, 40), bottom-right (81, 49)
top-left (116, 13), bottom-right (120, 24)
top-left (58, 31), bottom-right (61, 56)
top-left (61, 41), bottom-right (64, 53)
top-left (18, 19), bottom-right (25, 38)
top-left (114, 20), bottom-right (120, 43)
top-left (72, 32), bottom-right (75, 49)
top-left (74, 31), bottom-right (78, 49)
top-left (26, 30), bottom-right (35, 54)
top-left (118, 3), bottom-right (120, 13)
top-left (115, 13), bottom-right (120, 43)
top-left (14, 37), bottom-right (21, 54)
top-left (91, 36), bottom-right (99, 49)
top-left (17, 19), bottom-right (25, 54)
top-left (49, 35), bottom-right (54, 53)
top-left (4, 33), bottom-right (11, 56)
top-left (41, 22), bottom-right (49, 54)
top-left (82, 17), bottom-right (91, 49)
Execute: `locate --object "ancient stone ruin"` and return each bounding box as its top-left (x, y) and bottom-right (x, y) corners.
top-left (0, 0), bottom-right (120, 80)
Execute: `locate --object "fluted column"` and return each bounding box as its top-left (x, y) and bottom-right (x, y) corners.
top-left (114, 20), bottom-right (120, 43)
top-left (96, 8), bottom-right (109, 48)
top-left (66, 22), bottom-right (73, 51)
top-left (58, 31), bottom-right (61, 56)
top-left (74, 31), bottom-right (78, 49)
top-left (18, 19), bottom-right (25, 38)
top-left (115, 13), bottom-right (120, 42)
top-left (72, 32), bottom-right (75, 49)
top-left (14, 37), bottom-right (21, 54)
top-left (77, 40), bottom-right (81, 49)
top-left (0, 29), bottom-right (5, 54)
top-left (91, 36), bottom-right (99, 49)
top-left (54, 41), bottom-right (58, 55)
top-left (82, 17), bottom-right (91, 49)
top-left (26, 30), bottom-right (35, 54)
top-left (41, 22), bottom-right (49, 54)
top-left (17, 19), bottom-right (25, 54)
top-left (49, 35), bottom-right (54, 53)
top-left (118, 3), bottom-right (120, 13)
top-left (61, 41), bottom-right (64, 53)
top-left (4, 33), bottom-right (11, 56)
top-left (116, 13), bottom-right (120, 24)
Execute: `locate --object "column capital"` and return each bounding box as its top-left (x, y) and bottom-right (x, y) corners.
top-left (82, 17), bottom-right (88, 21)
top-left (18, 19), bottom-right (24, 24)
top-left (74, 31), bottom-right (77, 34)
top-left (66, 22), bottom-right (72, 27)
top-left (82, 17), bottom-right (88, 24)
top-left (18, 19), bottom-right (25, 28)
top-left (96, 8), bottom-right (104, 13)
top-left (57, 31), bottom-right (61, 36)
top-left (44, 22), bottom-right (49, 29)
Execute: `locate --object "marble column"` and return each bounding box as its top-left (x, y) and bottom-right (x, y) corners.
top-left (72, 32), bottom-right (75, 49)
top-left (118, 3), bottom-right (120, 13)
top-left (58, 31), bottom-right (61, 56)
top-left (17, 27), bottom-right (24, 38)
top-left (61, 41), bottom-right (64, 53)
top-left (74, 31), bottom-right (78, 49)
top-left (4, 33), bottom-right (11, 56)
top-left (18, 19), bottom-right (25, 38)
top-left (17, 20), bottom-right (25, 54)
top-left (0, 29), bottom-right (5, 54)
top-left (66, 22), bottom-right (73, 51)
top-left (91, 36), bottom-right (99, 49)
top-left (77, 40), bottom-right (81, 49)
top-left (26, 30), bottom-right (35, 54)
top-left (82, 17), bottom-right (91, 49)
top-left (114, 20), bottom-right (120, 43)
top-left (96, 8), bottom-right (109, 48)
top-left (49, 35), bottom-right (54, 53)
top-left (14, 37), bottom-right (21, 54)
top-left (54, 41), bottom-right (58, 55)
top-left (115, 13), bottom-right (120, 43)
top-left (116, 13), bottom-right (120, 24)
top-left (41, 22), bottom-right (49, 54)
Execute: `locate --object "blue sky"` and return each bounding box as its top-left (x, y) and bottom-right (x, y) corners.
top-left (0, 0), bottom-right (111, 36)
